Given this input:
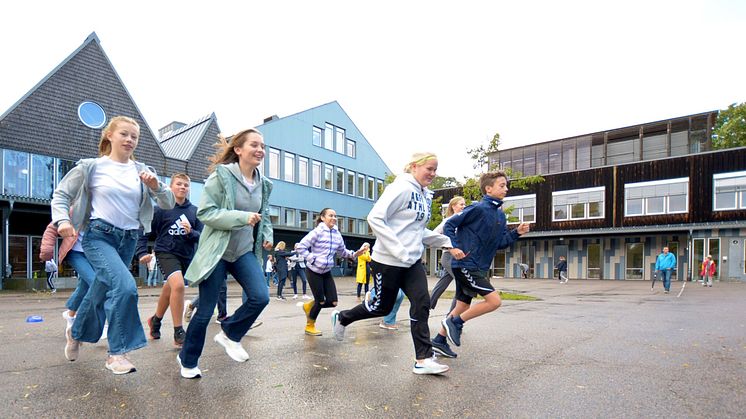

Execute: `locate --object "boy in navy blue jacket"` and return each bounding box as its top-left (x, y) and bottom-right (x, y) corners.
top-left (431, 171), bottom-right (529, 358)
top-left (136, 174), bottom-right (203, 347)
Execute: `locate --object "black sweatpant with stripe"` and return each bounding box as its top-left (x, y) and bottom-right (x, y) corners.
top-left (339, 260), bottom-right (433, 360)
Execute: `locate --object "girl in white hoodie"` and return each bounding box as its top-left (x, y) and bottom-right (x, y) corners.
top-left (331, 152), bottom-right (456, 375)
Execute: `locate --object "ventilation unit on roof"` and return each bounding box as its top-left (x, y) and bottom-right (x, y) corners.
top-left (263, 115), bottom-right (279, 123)
top-left (158, 121), bottom-right (186, 139)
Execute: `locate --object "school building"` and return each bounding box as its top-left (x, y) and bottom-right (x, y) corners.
top-left (436, 112), bottom-right (746, 282)
top-left (0, 33), bottom-right (389, 289)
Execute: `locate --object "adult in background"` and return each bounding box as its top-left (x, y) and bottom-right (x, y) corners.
top-left (654, 246), bottom-right (677, 294)
top-left (429, 196), bottom-right (466, 311)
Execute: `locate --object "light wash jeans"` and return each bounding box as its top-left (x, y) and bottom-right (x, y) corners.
top-left (74, 219), bottom-right (145, 355)
top-left (369, 286), bottom-right (405, 325)
top-left (180, 252), bottom-right (269, 369)
top-left (65, 250), bottom-right (96, 311)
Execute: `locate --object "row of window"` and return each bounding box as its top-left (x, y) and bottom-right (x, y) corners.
top-left (501, 171), bottom-right (746, 224)
top-left (266, 148), bottom-right (384, 200)
top-left (1, 149), bottom-right (75, 198)
top-left (312, 123), bottom-right (356, 158)
top-left (267, 205), bottom-right (372, 236)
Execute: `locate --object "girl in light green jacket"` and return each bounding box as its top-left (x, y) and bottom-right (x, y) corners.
top-left (177, 128), bottom-right (273, 379)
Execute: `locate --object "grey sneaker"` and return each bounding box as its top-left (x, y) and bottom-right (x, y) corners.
top-left (64, 326), bottom-right (80, 361)
top-left (105, 354), bottom-right (136, 375)
top-left (331, 310), bottom-right (345, 341)
top-left (412, 357), bottom-right (449, 375)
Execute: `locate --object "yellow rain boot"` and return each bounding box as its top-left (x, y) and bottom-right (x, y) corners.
top-left (305, 319), bottom-right (322, 336)
top-left (302, 300), bottom-right (313, 321)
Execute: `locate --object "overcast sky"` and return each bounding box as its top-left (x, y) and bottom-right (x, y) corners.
top-left (1, 1), bottom-right (744, 179)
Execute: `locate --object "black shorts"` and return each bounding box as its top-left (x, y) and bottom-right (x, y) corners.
top-left (156, 252), bottom-right (191, 281)
top-left (454, 268), bottom-right (495, 303)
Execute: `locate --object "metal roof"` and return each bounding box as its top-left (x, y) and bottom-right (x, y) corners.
top-left (159, 113), bottom-right (214, 161)
top-left (521, 221), bottom-right (746, 238)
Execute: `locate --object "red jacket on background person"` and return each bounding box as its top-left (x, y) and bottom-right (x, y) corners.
top-left (700, 259), bottom-right (716, 277)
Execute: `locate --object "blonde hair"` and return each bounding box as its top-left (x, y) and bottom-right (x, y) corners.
top-left (403, 152), bottom-right (437, 173)
top-left (98, 116), bottom-right (140, 159)
top-left (170, 173), bottom-right (191, 184)
top-left (275, 241), bottom-right (286, 251)
top-left (208, 128), bottom-right (263, 172)
top-left (445, 196), bottom-right (465, 217)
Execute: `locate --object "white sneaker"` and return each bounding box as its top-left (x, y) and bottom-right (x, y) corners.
top-left (292, 294), bottom-right (298, 300)
top-left (213, 331), bottom-right (249, 362)
top-left (302, 294), bottom-right (311, 300)
top-left (100, 323), bottom-right (108, 340)
top-left (412, 357), bottom-right (450, 375)
top-left (331, 310), bottom-right (345, 341)
top-left (64, 325), bottom-right (80, 361)
top-left (177, 354), bottom-right (201, 379)
top-left (105, 354), bottom-right (136, 375)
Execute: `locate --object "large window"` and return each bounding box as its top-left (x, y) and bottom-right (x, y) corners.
top-left (367, 177), bottom-right (375, 200)
top-left (335, 127), bottom-right (346, 154)
top-left (345, 139), bottom-right (356, 158)
top-left (299, 211), bottom-right (310, 229)
top-left (324, 166), bottom-right (333, 190)
top-left (298, 157), bottom-right (308, 185)
top-left (625, 242), bottom-right (644, 279)
top-left (335, 168), bottom-right (344, 193)
top-left (57, 159), bottom-right (75, 185)
top-left (324, 124), bottom-right (334, 150)
top-left (312, 160), bottom-right (321, 188)
top-left (268, 148), bottom-right (280, 179)
top-left (3, 150), bottom-right (29, 196)
top-left (358, 220), bottom-right (368, 235)
top-left (269, 206), bottom-right (280, 225)
top-left (552, 187), bottom-right (605, 221)
top-left (503, 195), bottom-right (536, 224)
top-left (713, 171), bottom-right (746, 211)
top-left (31, 154), bottom-right (54, 199)
top-left (283, 152), bottom-right (295, 182)
top-left (357, 174), bottom-right (365, 198)
top-left (377, 180), bottom-right (384, 197)
top-left (284, 208), bottom-right (296, 226)
top-left (625, 178), bottom-right (688, 216)
top-left (347, 218), bottom-right (355, 234)
top-left (347, 171), bottom-right (355, 196)
top-left (312, 126), bottom-right (322, 147)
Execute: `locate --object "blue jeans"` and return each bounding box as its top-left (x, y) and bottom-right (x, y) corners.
top-left (265, 272), bottom-right (273, 287)
top-left (147, 268), bottom-right (158, 286)
top-left (291, 267), bottom-right (307, 295)
top-left (65, 251), bottom-right (96, 312)
top-left (74, 219), bottom-right (145, 355)
top-left (180, 252), bottom-right (269, 368)
top-left (370, 286), bottom-right (405, 325)
top-left (659, 268), bottom-right (673, 291)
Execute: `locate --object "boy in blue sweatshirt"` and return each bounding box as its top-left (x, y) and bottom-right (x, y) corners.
top-left (136, 174), bottom-right (203, 347)
top-left (431, 171), bottom-right (529, 358)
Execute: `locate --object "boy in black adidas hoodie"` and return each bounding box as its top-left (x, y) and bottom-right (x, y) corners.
top-left (136, 174), bottom-right (203, 347)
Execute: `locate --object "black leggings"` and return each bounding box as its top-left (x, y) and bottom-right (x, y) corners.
top-left (306, 268), bottom-right (338, 321)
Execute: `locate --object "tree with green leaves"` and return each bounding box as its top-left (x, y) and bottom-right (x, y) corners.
top-left (467, 132), bottom-right (501, 171)
top-left (712, 102), bottom-right (746, 149)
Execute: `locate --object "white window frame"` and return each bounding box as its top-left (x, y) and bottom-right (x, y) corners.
top-left (312, 126), bottom-right (322, 147)
top-left (268, 148), bottom-right (280, 179)
top-left (324, 123), bottom-right (334, 150)
top-left (335, 127), bottom-right (346, 154)
top-left (346, 139), bottom-right (356, 158)
top-left (298, 157), bottom-right (308, 186)
top-left (713, 171), bottom-right (746, 211)
top-left (503, 194), bottom-right (536, 224)
top-left (335, 167), bottom-right (345, 193)
top-left (283, 152), bottom-right (295, 182)
top-left (347, 170), bottom-right (355, 196)
top-left (624, 177), bottom-right (689, 217)
top-left (357, 174), bottom-right (365, 198)
top-left (311, 160), bottom-right (321, 188)
top-left (324, 165), bottom-right (333, 191)
top-left (552, 186), bottom-right (605, 222)
top-left (367, 177), bottom-right (375, 200)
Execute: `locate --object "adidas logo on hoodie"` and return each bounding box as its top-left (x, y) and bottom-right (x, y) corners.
top-left (168, 214), bottom-right (190, 236)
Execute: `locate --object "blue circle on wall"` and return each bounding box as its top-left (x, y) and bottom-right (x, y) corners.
top-left (77, 101), bottom-right (107, 129)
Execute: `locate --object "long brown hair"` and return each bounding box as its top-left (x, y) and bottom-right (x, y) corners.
top-left (315, 208), bottom-right (334, 225)
top-left (98, 116), bottom-right (139, 159)
top-left (208, 128), bottom-right (263, 172)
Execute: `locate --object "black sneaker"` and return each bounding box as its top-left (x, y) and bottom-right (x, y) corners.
top-left (174, 328), bottom-right (186, 347)
top-left (442, 317), bottom-right (462, 347)
top-left (431, 339), bottom-right (458, 358)
top-left (147, 315), bottom-right (162, 340)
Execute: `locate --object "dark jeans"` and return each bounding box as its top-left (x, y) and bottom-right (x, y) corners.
top-left (180, 252), bottom-right (269, 368)
top-left (306, 268), bottom-right (338, 320)
top-left (659, 268), bottom-right (673, 291)
top-left (339, 260), bottom-right (433, 360)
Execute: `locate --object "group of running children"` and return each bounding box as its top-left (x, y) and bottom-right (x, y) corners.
top-left (44, 115), bottom-right (529, 378)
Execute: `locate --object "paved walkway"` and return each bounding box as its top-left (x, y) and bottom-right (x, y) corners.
top-left (1, 278), bottom-right (744, 417)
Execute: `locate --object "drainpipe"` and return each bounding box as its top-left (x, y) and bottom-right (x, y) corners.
top-left (687, 228), bottom-right (693, 282)
top-left (2, 199), bottom-right (14, 289)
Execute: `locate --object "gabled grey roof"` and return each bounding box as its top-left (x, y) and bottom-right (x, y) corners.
top-left (159, 113), bottom-right (215, 161)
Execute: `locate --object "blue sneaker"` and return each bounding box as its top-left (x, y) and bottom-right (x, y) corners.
top-left (431, 339), bottom-right (458, 358)
top-left (442, 317), bottom-right (462, 347)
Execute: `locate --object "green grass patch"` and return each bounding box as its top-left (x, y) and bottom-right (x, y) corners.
top-left (438, 290), bottom-right (538, 301)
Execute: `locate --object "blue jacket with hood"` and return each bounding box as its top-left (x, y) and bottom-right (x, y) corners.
top-left (444, 195), bottom-right (521, 272)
